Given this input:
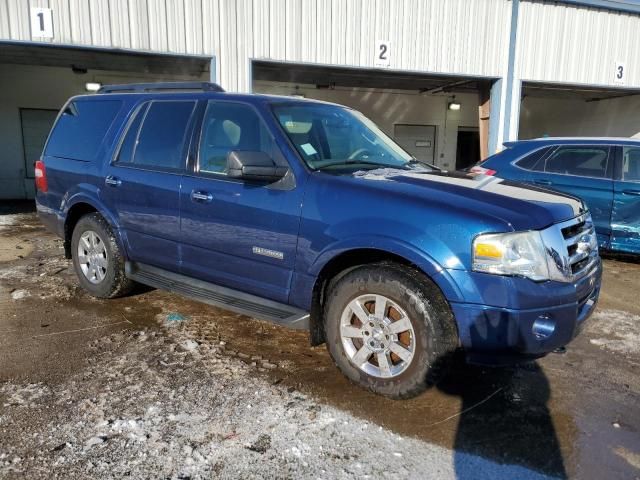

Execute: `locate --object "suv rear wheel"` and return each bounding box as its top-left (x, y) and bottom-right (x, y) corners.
top-left (71, 213), bottom-right (135, 298)
top-left (324, 264), bottom-right (457, 399)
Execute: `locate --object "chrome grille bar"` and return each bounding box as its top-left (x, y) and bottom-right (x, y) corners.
top-left (540, 213), bottom-right (599, 283)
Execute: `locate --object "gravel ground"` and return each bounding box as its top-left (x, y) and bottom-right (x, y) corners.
top-left (1, 207), bottom-right (639, 479)
top-left (0, 318), bottom-right (554, 480)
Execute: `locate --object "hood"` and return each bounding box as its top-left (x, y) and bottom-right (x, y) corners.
top-left (345, 168), bottom-right (585, 231)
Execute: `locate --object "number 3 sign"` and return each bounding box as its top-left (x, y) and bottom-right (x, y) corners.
top-left (614, 61), bottom-right (626, 85)
top-left (31, 8), bottom-right (54, 39)
top-left (375, 40), bottom-right (391, 68)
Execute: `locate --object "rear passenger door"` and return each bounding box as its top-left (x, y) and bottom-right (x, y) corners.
top-left (101, 99), bottom-right (197, 271)
top-left (526, 145), bottom-right (614, 248)
top-left (610, 146), bottom-right (640, 254)
top-left (180, 101), bottom-right (304, 303)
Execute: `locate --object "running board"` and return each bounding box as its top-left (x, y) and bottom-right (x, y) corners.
top-left (125, 262), bottom-right (309, 329)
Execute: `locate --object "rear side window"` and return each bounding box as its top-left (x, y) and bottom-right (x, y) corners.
top-left (116, 103), bottom-right (148, 164)
top-left (622, 146), bottom-right (640, 182)
top-left (45, 100), bottom-right (122, 161)
top-left (115, 100), bottom-right (195, 170)
top-left (543, 146), bottom-right (610, 178)
top-left (515, 146), bottom-right (552, 171)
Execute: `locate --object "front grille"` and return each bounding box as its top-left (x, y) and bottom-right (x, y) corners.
top-left (560, 216), bottom-right (597, 280)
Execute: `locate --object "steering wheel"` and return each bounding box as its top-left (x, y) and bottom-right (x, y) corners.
top-left (348, 148), bottom-right (374, 161)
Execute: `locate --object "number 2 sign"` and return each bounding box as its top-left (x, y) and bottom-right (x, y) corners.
top-left (614, 61), bottom-right (626, 85)
top-left (375, 40), bottom-right (391, 68)
top-left (31, 8), bottom-right (54, 39)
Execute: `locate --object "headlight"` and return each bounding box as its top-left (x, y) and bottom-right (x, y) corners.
top-left (472, 231), bottom-right (549, 281)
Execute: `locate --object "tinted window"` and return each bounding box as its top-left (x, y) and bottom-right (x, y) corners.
top-left (515, 146), bottom-right (551, 171)
top-left (131, 101), bottom-right (195, 170)
top-left (198, 102), bottom-right (275, 175)
top-left (544, 146), bottom-right (609, 178)
top-left (45, 100), bottom-right (122, 161)
top-left (622, 146), bottom-right (640, 182)
top-left (115, 103), bottom-right (148, 164)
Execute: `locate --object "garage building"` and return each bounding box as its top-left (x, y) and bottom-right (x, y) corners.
top-left (1, 0), bottom-right (640, 199)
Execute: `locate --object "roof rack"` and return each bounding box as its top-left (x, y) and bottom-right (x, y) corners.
top-left (98, 82), bottom-right (225, 94)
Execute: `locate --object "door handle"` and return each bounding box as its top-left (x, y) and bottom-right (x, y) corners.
top-left (622, 189), bottom-right (640, 196)
top-left (190, 190), bottom-right (213, 203)
top-left (533, 179), bottom-right (552, 186)
top-left (105, 175), bottom-right (122, 187)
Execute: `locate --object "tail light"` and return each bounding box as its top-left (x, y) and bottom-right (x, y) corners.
top-left (34, 160), bottom-right (48, 192)
top-left (469, 165), bottom-right (497, 176)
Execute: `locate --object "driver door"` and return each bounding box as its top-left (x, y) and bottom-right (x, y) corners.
top-left (179, 101), bottom-right (304, 303)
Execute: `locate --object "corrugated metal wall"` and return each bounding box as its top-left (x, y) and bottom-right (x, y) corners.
top-left (0, 0), bottom-right (511, 91)
top-left (517, 0), bottom-right (640, 88)
top-left (3, 0), bottom-right (639, 91)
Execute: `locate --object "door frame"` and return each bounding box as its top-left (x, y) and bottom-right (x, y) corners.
top-left (19, 107), bottom-right (59, 179)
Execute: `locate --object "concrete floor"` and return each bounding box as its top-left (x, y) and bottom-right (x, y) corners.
top-left (0, 205), bottom-right (639, 479)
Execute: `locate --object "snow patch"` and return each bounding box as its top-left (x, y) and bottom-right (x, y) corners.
top-left (10, 289), bottom-right (29, 300)
top-left (587, 309), bottom-right (640, 355)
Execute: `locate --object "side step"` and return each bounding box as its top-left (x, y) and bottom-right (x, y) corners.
top-left (125, 262), bottom-right (309, 329)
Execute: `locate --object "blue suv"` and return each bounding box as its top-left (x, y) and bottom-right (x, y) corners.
top-left (36, 82), bottom-right (601, 399)
top-left (472, 138), bottom-right (640, 255)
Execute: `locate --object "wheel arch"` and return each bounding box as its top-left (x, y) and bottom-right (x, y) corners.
top-left (63, 194), bottom-right (124, 259)
top-left (308, 246), bottom-right (462, 346)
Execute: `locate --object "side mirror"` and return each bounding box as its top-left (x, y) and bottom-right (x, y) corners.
top-left (226, 151), bottom-right (289, 182)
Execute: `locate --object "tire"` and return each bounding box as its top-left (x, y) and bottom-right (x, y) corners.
top-left (71, 213), bottom-right (135, 299)
top-left (324, 263), bottom-right (458, 399)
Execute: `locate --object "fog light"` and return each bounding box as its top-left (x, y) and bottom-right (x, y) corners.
top-left (532, 315), bottom-right (555, 340)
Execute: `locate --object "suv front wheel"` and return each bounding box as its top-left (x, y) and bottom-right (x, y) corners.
top-left (324, 264), bottom-right (457, 399)
top-left (71, 213), bottom-right (135, 298)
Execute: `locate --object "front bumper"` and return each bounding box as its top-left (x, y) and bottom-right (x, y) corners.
top-left (448, 259), bottom-right (602, 363)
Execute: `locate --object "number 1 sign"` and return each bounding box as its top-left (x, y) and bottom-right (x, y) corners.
top-left (31, 8), bottom-right (54, 39)
top-left (375, 40), bottom-right (391, 68)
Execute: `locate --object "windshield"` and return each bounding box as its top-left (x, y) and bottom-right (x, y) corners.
top-left (272, 103), bottom-right (425, 171)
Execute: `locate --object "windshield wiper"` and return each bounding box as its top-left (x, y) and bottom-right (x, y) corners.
top-left (314, 160), bottom-right (408, 170)
top-left (407, 159), bottom-right (440, 171)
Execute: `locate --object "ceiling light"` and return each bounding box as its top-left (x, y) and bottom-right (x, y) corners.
top-left (448, 98), bottom-right (461, 111)
top-left (85, 82), bottom-right (102, 92)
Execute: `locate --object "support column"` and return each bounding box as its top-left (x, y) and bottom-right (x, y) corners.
top-left (488, 79), bottom-right (503, 156)
top-left (210, 56), bottom-right (219, 84)
top-left (478, 81), bottom-right (492, 160)
top-left (502, 0), bottom-right (520, 144)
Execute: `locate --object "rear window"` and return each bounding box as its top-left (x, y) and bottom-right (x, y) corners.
top-left (544, 146), bottom-right (609, 178)
top-left (45, 99), bottom-right (122, 161)
top-left (515, 146), bottom-right (552, 171)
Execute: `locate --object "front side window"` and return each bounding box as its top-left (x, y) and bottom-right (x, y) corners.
top-left (198, 102), bottom-right (275, 175)
top-left (543, 146), bottom-right (609, 178)
top-left (622, 146), bottom-right (640, 182)
top-left (272, 103), bottom-right (420, 172)
top-left (116, 100), bottom-right (195, 170)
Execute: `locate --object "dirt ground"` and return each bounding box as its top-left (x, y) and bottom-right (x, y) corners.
top-left (0, 204), bottom-right (639, 479)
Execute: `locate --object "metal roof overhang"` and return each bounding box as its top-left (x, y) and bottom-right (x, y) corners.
top-left (252, 61), bottom-right (493, 94)
top-left (0, 41), bottom-right (211, 76)
top-left (522, 81), bottom-right (640, 101)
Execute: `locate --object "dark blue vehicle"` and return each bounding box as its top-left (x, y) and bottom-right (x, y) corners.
top-left (472, 137), bottom-right (640, 255)
top-left (36, 82), bottom-right (601, 399)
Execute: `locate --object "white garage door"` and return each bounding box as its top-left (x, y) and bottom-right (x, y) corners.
top-left (20, 109), bottom-right (58, 178)
top-left (394, 124), bottom-right (436, 163)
